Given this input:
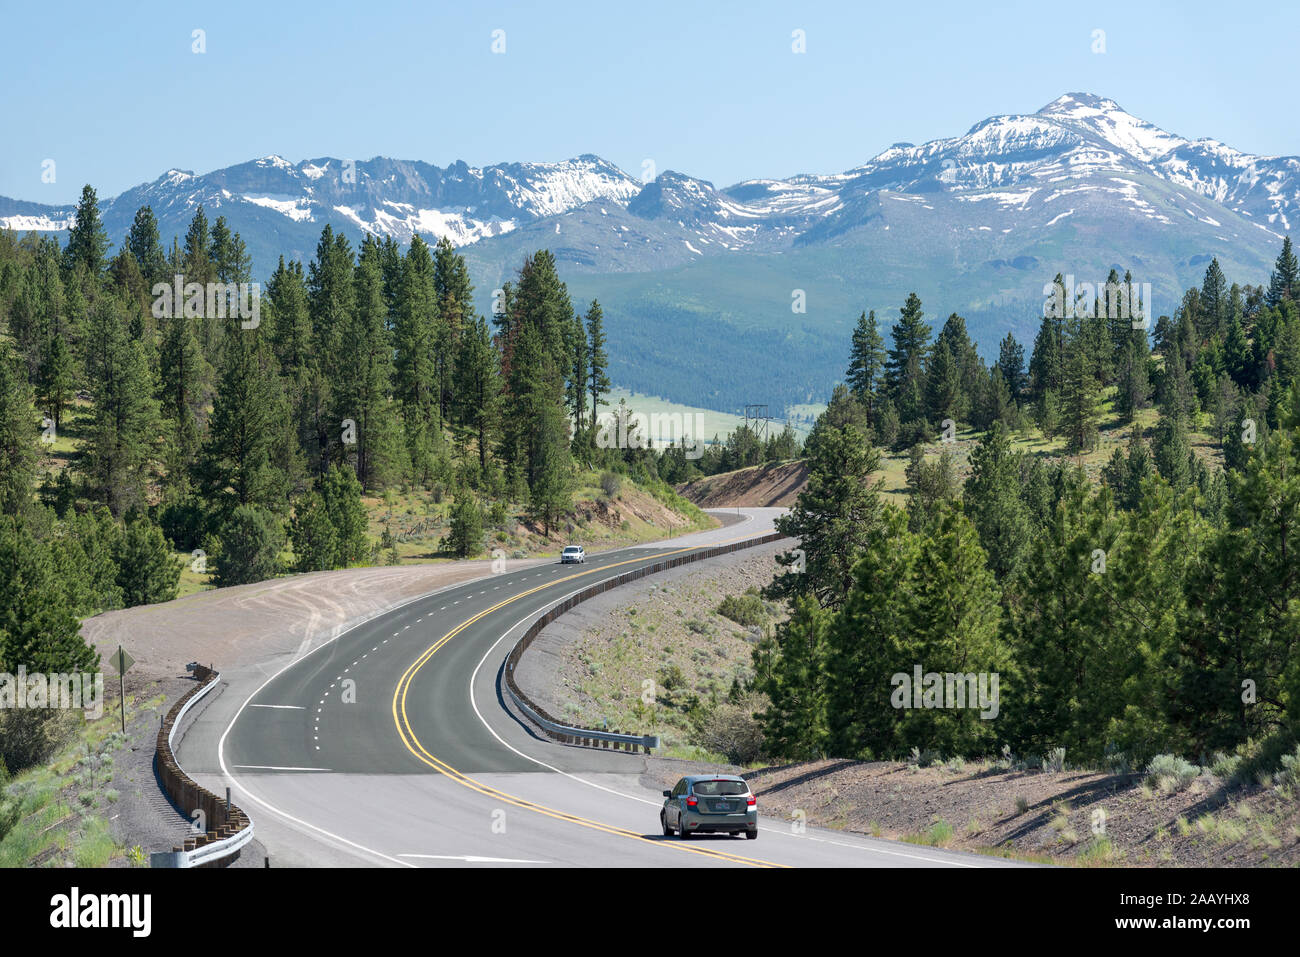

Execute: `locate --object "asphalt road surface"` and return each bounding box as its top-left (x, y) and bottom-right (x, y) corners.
top-left (189, 509), bottom-right (1026, 868)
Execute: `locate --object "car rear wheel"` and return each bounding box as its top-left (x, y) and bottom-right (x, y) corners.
top-left (678, 819), bottom-right (691, 839)
top-left (661, 812), bottom-right (673, 836)
top-left (745, 829), bottom-right (758, 840)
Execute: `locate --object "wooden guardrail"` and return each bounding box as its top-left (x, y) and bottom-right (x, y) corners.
top-left (152, 665), bottom-right (253, 867)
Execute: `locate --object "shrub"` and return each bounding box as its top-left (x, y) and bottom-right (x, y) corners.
top-left (1043, 747), bottom-right (1067, 773)
top-left (694, 701), bottom-right (764, 765)
top-left (657, 663), bottom-right (686, 692)
top-left (1209, 751), bottom-right (1242, 781)
top-left (1277, 745), bottom-right (1300, 787)
top-left (599, 471), bottom-right (622, 497)
top-left (717, 593), bottom-right (767, 628)
top-left (908, 747), bottom-right (942, 768)
top-left (1144, 754), bottom-right (1200, 794)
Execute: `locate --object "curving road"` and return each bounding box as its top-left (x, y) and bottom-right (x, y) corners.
top-left (185, 509), bottom-right (1026, 868)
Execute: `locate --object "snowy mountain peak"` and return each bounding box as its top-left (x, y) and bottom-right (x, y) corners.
top-left (1038, 92), bottom-right (1126, 117)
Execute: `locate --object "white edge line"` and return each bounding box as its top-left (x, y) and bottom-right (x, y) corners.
top-left (465, 518), bottom-right (987, 869)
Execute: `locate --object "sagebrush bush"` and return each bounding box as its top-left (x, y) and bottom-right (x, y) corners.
top-left (717, 593), bottom-right (767, 627)
top-left (1145, 754), bottom-right (1200, 793)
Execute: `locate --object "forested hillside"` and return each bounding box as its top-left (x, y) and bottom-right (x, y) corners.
top-left (0, 184), bottom-right (708, 711)
top-left (753, 237), bottom-right (1300, 780)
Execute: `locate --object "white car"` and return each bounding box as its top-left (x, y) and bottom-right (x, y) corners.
top-left (560, 545), bottom-right (586, 564)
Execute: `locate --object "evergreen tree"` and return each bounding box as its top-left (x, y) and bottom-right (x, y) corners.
top-left (754, 596), bottom-right (828, 759)
top-left (1059, 313), bottom-right (1100, 452)
top-left (82, 294), bottom-right (160, 515)
top-left (62, 184), bottom-right (110, 282)
top-left (1266, 235), bottom-right (1298, 307)
top-left (766, 386), bottom-right (883, 609)
top-left (211, 504), bottom-right (284, 587)
top-left (963, 421), bottom-right (1030, 580)
top-left (321, 463), bottom-right (368, 566)
top-left (126, 205), bottom-right (167, 287)
top-left (884, 293), bottom-right (931, 406)
top-left (0, 342), bottom-right (39, 519)
top-left (336, 239), bottom-right (400, 489)
top-left (290, 490), bottom-right (338, 572)
top-left (0, 520), bottom-right (96, 673)
top-left (393, 235), bottom-right (440, 481)
top-left (453, 314), bottom-right (503, 473)
top-left (845, 310), bottom-right (886, 418)
top-left (447, 491), bottom-right (485, 557)
top-left (586, 300), bottom-right (611, 429)
top-left (197, 324), bottom-right (284, 518)
top-left (995, 332), bottom-right (1026, 397)
top-left (115, 515), bottom-right (182, 607)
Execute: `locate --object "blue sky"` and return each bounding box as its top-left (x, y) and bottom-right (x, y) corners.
top-left (4, 0), bottom-right (1297, 204)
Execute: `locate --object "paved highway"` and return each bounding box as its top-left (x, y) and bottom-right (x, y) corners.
top-left (190, 509), bottom-right (1026, 868)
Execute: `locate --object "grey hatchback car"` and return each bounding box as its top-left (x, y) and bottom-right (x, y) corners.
top-left (661, 774), bottom-right (758, 839)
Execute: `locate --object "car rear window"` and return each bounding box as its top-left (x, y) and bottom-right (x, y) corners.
top-left (692, 779), bottom-right (748, 796)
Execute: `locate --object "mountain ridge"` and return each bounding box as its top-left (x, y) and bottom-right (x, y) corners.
top-left (4, 93), bottom-right (1295, 412)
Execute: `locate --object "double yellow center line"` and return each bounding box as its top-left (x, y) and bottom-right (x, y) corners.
top-left (391, 540), bottom-right (787, 868)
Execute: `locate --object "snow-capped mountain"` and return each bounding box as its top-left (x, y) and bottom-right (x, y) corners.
top-left (3, 94), bottom-right (1296, 411)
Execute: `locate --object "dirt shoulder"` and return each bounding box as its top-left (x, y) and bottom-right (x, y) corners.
top-left (679, 461), bottom-right (808, 508)
top-left (82, 558), bottom-right (550, 680)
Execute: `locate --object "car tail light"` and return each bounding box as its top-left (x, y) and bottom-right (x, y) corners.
top-left (747, 795), bottom-right (757, 807)
top-left (686, 796), bottom-right (697, 807)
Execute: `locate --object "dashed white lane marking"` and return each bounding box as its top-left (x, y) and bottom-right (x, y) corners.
top-left (249, 704), bottom-right (305, 710)
top-left (398, 854), bottom-right (548, 864)
top-left (234, 765), bottom-right (333, 772)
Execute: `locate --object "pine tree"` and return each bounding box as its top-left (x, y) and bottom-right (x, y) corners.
top-left (845, 310), bottom-right (885, 418)
top-left (211, 504), bottom-right (284, 587)
top-left (754, 596), bottom-right (828, 759)
top-left (884, 293), bottom-right (931, 404)
top-left (0, 520), bottom-right (97, 673)
top-left (822, 507), bottom-right (917, 759)
top-left (453, 314), bottom-right (502, 473)
top-left (82, 294), bottom-right (160, 515)
top-left (1266, 235), bottom-right (1298, 307)
top-left (1114, 332), bottom-right (1152, 422)
top-left (62, 185), bottom-right (110, 282)
top-left (586, 300), bottom-right (611, 429)
top-left (36, 331), bottom-right (73, 434)
top-left (197, 324), bottom-right (283, 518)
top-left (434, 237), bottom-right (474, 423)
top-left (447, 491), bottom-right (485, 557)
top-left (126, 205), bottom-right (168, 287)
top-left (766, 386), bottom-right (884, 609)
top-left (995, 332), bottom-right (1026, 397)
top-left (1059, 313), bottom-right (1100, 452)
top-left (0, 342), bottom-right (39, 519)
top-left (1201, 258), bottom-right (1228, 339)
top-left (115, 515), bottom-right (181, 607)
top-left (1152, 412), bottom-right (1193, 493)
top-left (290, 490), bottom-right (339, 571)
top-left (318, 463), bottom-right (367, 566)
top-left (963, 421), bottom-right (1030, 580)
top-left (335, 239), bottom-right (400, 489)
